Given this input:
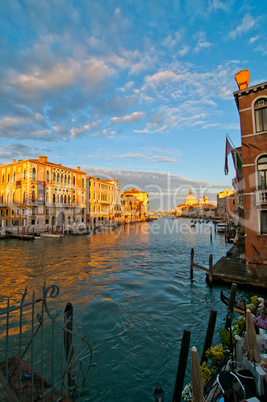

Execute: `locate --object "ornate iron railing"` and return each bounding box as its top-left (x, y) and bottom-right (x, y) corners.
top-left (0, 283), bottom-right (96, 401)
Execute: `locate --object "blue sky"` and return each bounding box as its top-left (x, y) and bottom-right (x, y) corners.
top-left (0, 0), bottom-right (266, 210)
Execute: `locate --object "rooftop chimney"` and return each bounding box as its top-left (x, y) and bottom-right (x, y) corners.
top-left (13, 159), bottom-right (16, 163)
top-left (38, 155), bottom-right (48, 162)
top-left (235, 69), bottom-right (250, 90)
top-left (77, 166), bottom-right (81, 172)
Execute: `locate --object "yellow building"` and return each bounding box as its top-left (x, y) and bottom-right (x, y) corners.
top-left (0, 156), bottom-right (86, 231)
top-left (176, 189), bottom-right (215, 217)
top-left (121, 189), bottom-right (148, 218)
top-left (86, 176), bottom-right (116, 226)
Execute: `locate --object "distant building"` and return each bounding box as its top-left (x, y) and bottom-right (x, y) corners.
top-left (216, 189), bottom-right (235, 221)
top-left (176, 189), bottom-right (215, 217)
top-left (121, 189), bottom-right (148, 219)
top-left (86, 176), bottom-right (115, 226)
top-left (233, 71), bottom-right (267, 285)
top-left (0, 156), bottom-right (86, 232)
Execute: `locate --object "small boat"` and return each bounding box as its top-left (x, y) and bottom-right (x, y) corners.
top-left (217, 222), bottom-right (226, 232)
top-left (40, 232), bottom-right (64, 238)
top-left (220, 290), bottom-right (260, 315)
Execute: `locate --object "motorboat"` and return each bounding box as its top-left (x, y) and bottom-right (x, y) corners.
top-left (216, 222), bottom-right (226, 232)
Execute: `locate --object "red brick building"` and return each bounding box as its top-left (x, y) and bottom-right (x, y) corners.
top-left (233, 72), bottom-right (267, 286)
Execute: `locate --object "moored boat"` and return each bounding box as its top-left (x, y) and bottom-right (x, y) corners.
top-left (40, 232), bottom-right (64, 238)
top-left (217, 222), bottom-right (226, 232)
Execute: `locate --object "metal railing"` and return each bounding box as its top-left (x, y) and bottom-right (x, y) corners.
top-left (0, 283), bottom-right (96, 401)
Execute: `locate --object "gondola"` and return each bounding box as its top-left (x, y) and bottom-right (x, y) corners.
top-left (220, 290), bottom-right (246, 315)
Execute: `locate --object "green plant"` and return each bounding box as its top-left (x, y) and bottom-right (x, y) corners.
top-left (220, 328), bottom-right (235, 347)
top-left (200, 361), bottom-right (211, 385)
top-left (205, 344), bottom-right (225, 364)
top-left (234, 316), bottom-right (245, 332)
top-left (251, 295), bottom-right (258, 307)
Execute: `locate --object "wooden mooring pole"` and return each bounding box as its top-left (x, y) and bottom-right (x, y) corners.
top-left (200, 308), bottom-right (217, 365)
top-left (225, 283), bottom-right (237, 329)
top-left (190, 248), bottom-right (194, 280)
top-left (207, 254), bottom-right (213, 287)
top-left (172, 328), bottom-right (191, 402)
top-left (64, 303), bottom-right (75, 392)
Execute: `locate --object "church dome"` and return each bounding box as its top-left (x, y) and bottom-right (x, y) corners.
top-left (198, 195), bottom-right (205, 204)
top-left (185, 189), bottom-right (197, 206)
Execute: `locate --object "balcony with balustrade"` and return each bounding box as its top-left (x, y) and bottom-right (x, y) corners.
top-left (255, 190), bottom-right (267, 206)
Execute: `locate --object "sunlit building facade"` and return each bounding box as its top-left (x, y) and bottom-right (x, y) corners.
top-left (0, 156), bottom-right (86, 231)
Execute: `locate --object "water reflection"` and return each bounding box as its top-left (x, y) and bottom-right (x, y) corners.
top-left (0, 218), bottom-right (265, 401)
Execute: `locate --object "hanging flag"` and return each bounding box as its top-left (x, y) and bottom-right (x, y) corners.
top-left (224, 137), bottom-right (234, 175)
top-left (236, 152), bottom-right (242, 169)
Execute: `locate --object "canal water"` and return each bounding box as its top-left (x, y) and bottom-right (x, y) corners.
top-left (0, 218), bottom-right (265, 401)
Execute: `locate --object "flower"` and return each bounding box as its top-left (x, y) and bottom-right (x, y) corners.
top-left (182, 382), bottom-right (193, 402)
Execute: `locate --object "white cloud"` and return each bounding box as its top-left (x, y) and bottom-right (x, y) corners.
top-left (249, 35), bottom-right (260, 44)
top-left (229, 13), bottom-right (258, 39)
top-left (70, 121), bottom-right (100, 138)
top-left (110, 111), bottom-right (144, 124)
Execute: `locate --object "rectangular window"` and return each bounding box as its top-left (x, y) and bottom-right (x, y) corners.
top-left (260, 211), bottom-right (267, 234)
top-left (45, 219), bottom-right (49, 224)
top-left (46, 208), bottom-right (49, 215)
top-left (11, 209), bottom-right (14, 216)
top-left (255, 108), bottom-right (267, 132)
top-left (22, 209), bottom-right (25, 216)
top-left (32, 208), bottom-right (36, 215)
top-left (31, 219), bottom-right (35, 225)
top-left (16, 209), bottom-right (19, 216)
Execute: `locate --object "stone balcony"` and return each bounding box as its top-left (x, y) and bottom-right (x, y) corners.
top-left (255, 190), bottom-right (267, 206)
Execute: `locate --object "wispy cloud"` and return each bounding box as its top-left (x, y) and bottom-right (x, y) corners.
top-left (70, 121), bottom-right (100, 138)
top-left (110, 111), bottom-right (144, 124)
top-left (229, 13), bottom-right (258, 39)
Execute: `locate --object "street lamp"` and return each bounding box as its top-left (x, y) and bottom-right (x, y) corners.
top-left (153, 383), bottom-right (164, 402)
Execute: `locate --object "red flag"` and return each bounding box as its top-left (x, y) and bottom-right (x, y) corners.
top-left (224, 138), bottom-right (234, 175)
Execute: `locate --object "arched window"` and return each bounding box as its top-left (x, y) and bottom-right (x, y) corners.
top-left (64, 195), bottom-right (67, 203)
top-left (46, 171), bottom-right (50, 182)
top-left (13, 172), bottom-right (16, 181)
top-left (7, 193), bottom-right (9, 204)
top-left (64, 175), bottom-right (67, 184)
top-left (257, 155), bottom-right (267, 190)
top-left (53, 194), bottom-right (56, 204)
top-left (255, 98), bottom-right (267, 133)
top-left (53, 172), bottom-right (56, 182)
top-left (7, 173), bottom-right (10, 183)
top-left (1, 174), bottom-right (4, 183)
top-left (12, 193), bottom-right (15, 203)
top-left (73, 176), bottom-right (76, 186)
top-left (57, 173), bottom-right (60, 183)
top-left (60, 195), bottom-right (63, 203)
top-left (82, 178), bottom-right (84, 187)
top-left (68, 195), bottom-right (70, 203)
top-left (61, 174), bottom-right (63, 183)
top-left (32, 168), bottom-right (36, 180)
top-left (23, 169), bottom-right (26, 180)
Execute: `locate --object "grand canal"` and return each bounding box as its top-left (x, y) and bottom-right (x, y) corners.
top-left (0, 218), bottom-right (265, 401)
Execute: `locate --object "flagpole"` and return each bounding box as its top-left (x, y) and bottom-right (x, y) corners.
top-left (226, 133), bottom-right (242, 160)
top-left (226, 133), bottom-right (236, 149)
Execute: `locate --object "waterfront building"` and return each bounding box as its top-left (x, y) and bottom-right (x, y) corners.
top-left (233, 71), bottom-right (267, 283)
top-left (121, 189), bottom-right (148, 219)
top-left (216, 190), bottom-right (235, 221)
top-left (86, 176), bottom-right (115, 226)
top-left (121, 195), bottom-right (139, 223)
top-left (0, 156), bottom-right (87, 232)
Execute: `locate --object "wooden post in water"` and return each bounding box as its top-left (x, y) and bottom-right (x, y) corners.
top-left (207, 254), bottom-right (213, 287)
top-left (64, 303), bottom-right (75, 393)
top-left (190, 248), bottom-right (194, 280)
top-left (200, 309), bottom-right (217, 365)
top-left (172, 328), bottom-right (191, 402)
top-left (27, 227), bottom-right (29, 239)
top-left (17, 227), bottom-right (19, 238)
top-left (225, 283), bottom-right (237, 329)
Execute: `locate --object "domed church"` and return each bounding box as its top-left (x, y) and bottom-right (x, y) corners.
top-left (185, 189), bottom-right (197, 206)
